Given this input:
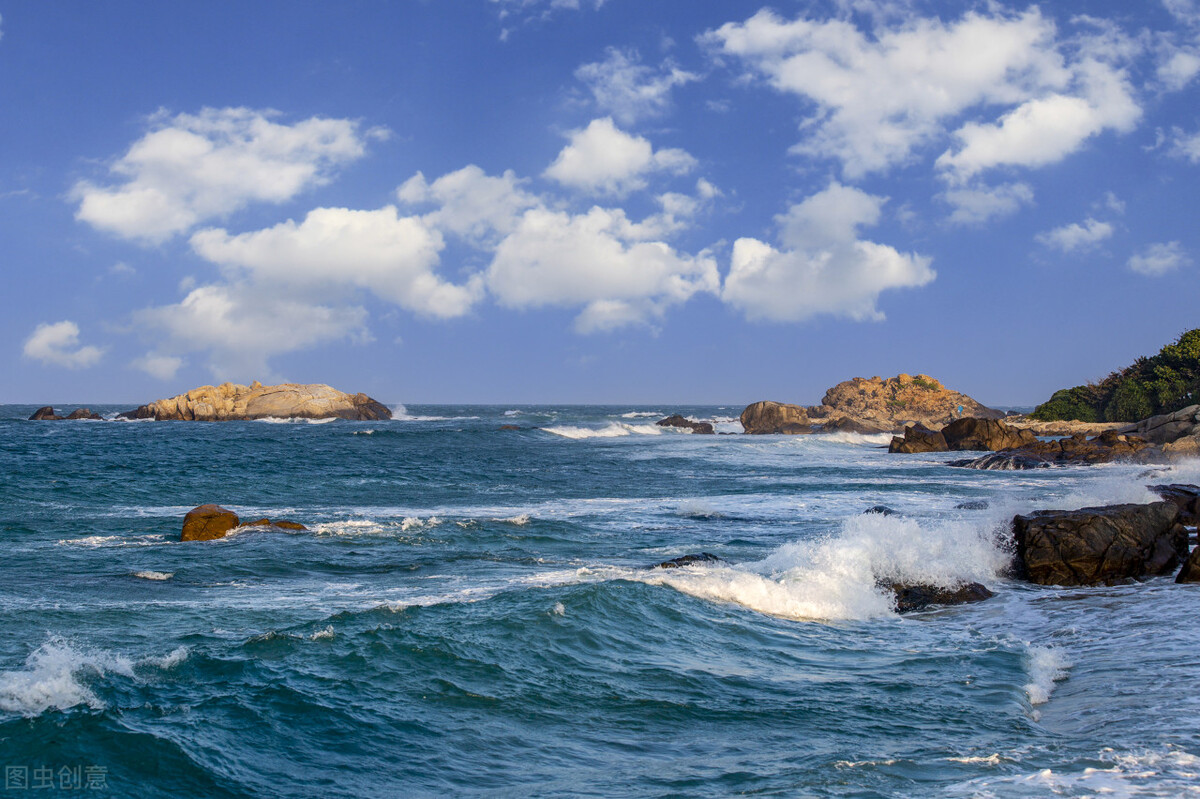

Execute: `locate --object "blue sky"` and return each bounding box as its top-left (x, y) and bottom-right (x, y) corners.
top-left (2, 0), bottom-right (1198, 405)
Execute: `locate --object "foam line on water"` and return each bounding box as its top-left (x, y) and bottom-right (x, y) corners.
top-left (542, 423), bottom-right (667, 439)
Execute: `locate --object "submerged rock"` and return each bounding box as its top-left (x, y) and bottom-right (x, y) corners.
top-left (656, 414), bottom-right (715, 434)
top-left (648, 552), bottom-right (726, 569)
top-left (955, 500), bottom-right (990, 510)
top-left (181, 504), bottom-right (240, 541)
top-left (1011, 502), bottom-right (1188, 586)
top-left (887, 582), bottom-right (994, 613)
top-left (863, 505), bottom-right (898, 516)
top-left (120, 381), bottom-right (391, 422)
top-left (949, 452), bottom-right (1055, 470)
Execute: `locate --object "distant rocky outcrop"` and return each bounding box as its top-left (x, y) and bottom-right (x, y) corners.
top-left (1120, 405), bottom-right (1200, 458)
top-left (28, 406), bottom-right (102, 421)
top-left (741, 374), bottom-right (1001, 435)
top-left (119, 382), bottom-right (391, 422)
top-left (181, 504), bottom-right (308, 541)
top-left (1011, 502), bottom-right (1187, 586)
top-left (656, 414), bottom-right (715, 434)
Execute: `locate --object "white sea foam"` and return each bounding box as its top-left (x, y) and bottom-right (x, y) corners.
top-left (133, 571), bottom-right (174, 581)
top-left (504, 409), bottom-right (522, 417)
top-left (58, 534), bottom-right (168, 548)
top-left (142, 646), bottom-right (190, 670)
top-left (620, 411), bottom-right (661, 418)
top-left (817, 432), bottom-right (895, 446)
top-left (401, 516), bottom-right (442, 531)
top-left (674, 501), bottom-right (726, 519)
top-left (953, 746), bottom-right (1200, 796)
top-left (493, 513), bottom-right (531, 525)
top-left (390, 404), bottom-right (474, 422)
top-left (310, 626), bottom-right (335, 641)
top-left (1024, 645), bottom-right (1071, 705)
top-left (637, 512), bottom-right (1009, 622)
top-left (0, 638), bottom-right (134, 717)
top-left (551, 602), bottom-right (566, 616)
top-left (543, 423), bottom-right (664, 439)
top-left (255, 416), bottom-right (339, 424)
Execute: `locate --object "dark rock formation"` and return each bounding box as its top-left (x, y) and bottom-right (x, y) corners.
top-left (1120, 404), bottom-right (1200, 445)
top-left (1148, 484), bottom-right (1200, 526)
top-left (1176, 548), bottom-right (1200, 583)
top-left (29, 406), bottom-right (61, 420)
top-left (499, 424), bottom-right (522, 431)
top-left (941, 417), bottom-right (1037, 452)
top-left (241, 517), bottom-right (308, 531)
top-left (950, 452), bottom-right (1055, 470)
top-left (1011, 502), bottom-right (1188, 586)
top-left (889, 424), bottom-right (948, 453)
top-left (955, 500), bottom-right (990, 510)
top-left (817, 416), bottom-right (892, 434)
top-left (739, 401), bottom-right (812, 434)
top-left (863, 505), bottom-right (898, 516)
top-left (65, 408), bottom-right (102, 420)
top-left (887, 582), bottom-right (994, 613)
top-left (656, 414), bottom-right (715, 434)
top-left (181, 504), bottom-right (240, 541)
top-left (649, 552), bottom-right (726, 569)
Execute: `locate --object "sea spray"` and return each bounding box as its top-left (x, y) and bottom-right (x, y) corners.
top-left (639, 512), bottom-right (1010, 621)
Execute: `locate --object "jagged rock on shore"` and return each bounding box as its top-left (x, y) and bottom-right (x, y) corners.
top-left (1149, 484), bottom-right (1200, 527)
top-left (888, 423), bottom-right (948, 453)
top-left (890, 417), bottom-right (1036, 454)
top-left (120, 381), bottom-right (391, 422)
top-left (950, 430), bottom-right (1159, 470)
top-left (1177, 548), bottom-right (1200, 583)
top-left (656, 414), bottom-right (715, 434)
top-left (739, 401), bottom-right (812, 434)
top-left (1119, 404), bottom-right (1200, 445)
top-left (1011, 502), bottom-right (1188, 586)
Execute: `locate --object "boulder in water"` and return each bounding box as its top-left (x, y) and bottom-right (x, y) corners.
top-left (1148, 484), bottom-right (1200, 527)
top-left (940, 417), bottom-right (1036, 452)
top-left (739, 401), bottom-right (811, 434)
top-left (863, 505), bottom-right (897, 516)
top-left (887, 582), bottom-right (994, 613)
top-left (64, 408), bottom-right (102, 420)
top-left (955, 500), bottom-right (990, 511)
top-left (649, 552), bottom-right (725, 569)
top-left (889, 424), bottom-right (948, 453)
top-left (29, 406), bottom-right (61, 420)
top-left (1011, 502), bottom-right (1188, 586)
top-left (656, 414), bottom-right (715, 434)
top-left (181, 504), bottom-right (240, 541)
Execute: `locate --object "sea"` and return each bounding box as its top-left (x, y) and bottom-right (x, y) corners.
top-left (1, 403), bottom-right (1199, 798)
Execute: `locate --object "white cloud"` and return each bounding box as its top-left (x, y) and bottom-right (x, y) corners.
top-left (22, 321), bottom-right (105, 369)
top-left (134, 283), bottom-right (370, 381)
top-left (543, 117), bottom-right (696, 196)
top-left (486, 205), bottom-right (719, 332)
top-left (1035, 218), bottom-right (1114, 252)
top-left (132, 353), bottom-right (184, 380)
top-left (397, 165), bottom-right (538, 244)
top-left (73, 107), bottom-right (377, 243)
top-left (722, 183), bottom-right (935, 322)
top-left (941, 181), bottom-right (1035, 226)
top-left (704, 8), bottom-right (1141, 182)
top-left (1168, 126), bottom-right (1200, 162)
top-left (575, 48), bottom-right (699, 124)
top-left (1158, 48), bottom-right (1200, 91)
top-left (190, 206), bottom-right (481, 319)
top-left (1127, 241), bottom-right (1191, 275)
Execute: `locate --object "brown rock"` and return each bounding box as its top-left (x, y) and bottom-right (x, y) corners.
top-left (64, 408), bottom-right (102, 420)
top-left (941, 417), bottom-right (1037, 452)
top-left (29, 406), bottom-right (62, 420)
top-left (1164, 434), bottom-right (1200, 459)
top-left (1011, 502), bottom-right (1188, 586)
top-left (739, 401), bottom-right (812, 434)
top-left (1120, 404), bottom-right (1200, 445)
top-left (119, 382), bottom-right (392, 422)
top-left (1176, 548), bottom-right (1200, 583)
top-left (1148, 484), bottom-right (1200, 526)
top-left (181, 504), bottom-right (240, 541)
top-left (889, 424), bottom-right (949, 453)
top-left (818, 416), bottom-right (892, 434)
top-left (272, 520), bottom-right (307, 531)
top-left (817, 374), bottom-right (1002, 431)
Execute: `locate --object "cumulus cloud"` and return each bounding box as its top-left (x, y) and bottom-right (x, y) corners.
top-left (1167, 126), bottom-right (1200, 162)
top-left (1158, 48), bottom-right (1200, 91)
top-left (1127, 241), bottom-right (1191, 276)
top-left (134, 283), bottom-right (370, 381)
top-left (941, 181), bottom-right (1035, 226)
top-left (397, 165), bottom-right (538, 244)
top-left (190, 206), bottom-right (481, 318)
top-left (704, 7), bottom-right (1141, 182)
top-left (131, 353), bottom-right (184, 381)
top-left (486, 205), bottom-right (719, 332)
top-left (543, 117), bottom-right (696, 196)
top-left (575, 48), bottom-right (699, 124)
top-left (1035, 218), bottom-right (1114, 252)
top-left (22, 321), bottom-right (105, 369)
top-left (722, 183), bottom-right (935, 322)
top-left (73, 107), bottom-right (378, 243)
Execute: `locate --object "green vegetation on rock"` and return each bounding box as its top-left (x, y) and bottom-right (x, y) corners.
top-left (1030, 329), bottom-right (1200, 422)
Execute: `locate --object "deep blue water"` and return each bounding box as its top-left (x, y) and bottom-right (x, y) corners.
top-left (2, 404), bottom-right (1199, 797)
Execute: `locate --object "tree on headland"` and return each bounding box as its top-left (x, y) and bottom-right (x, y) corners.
top-left (1030, 329), bottom-right (1200, 422)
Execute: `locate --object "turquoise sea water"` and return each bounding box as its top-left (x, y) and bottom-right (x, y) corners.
top-left (2, 404), bottom-right (1199, 797)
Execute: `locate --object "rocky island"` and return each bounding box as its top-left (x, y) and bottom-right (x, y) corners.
top-left (117, 381), bottom-right (391, 422)
top-left (740, 373), bottom-right (1003, 434)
